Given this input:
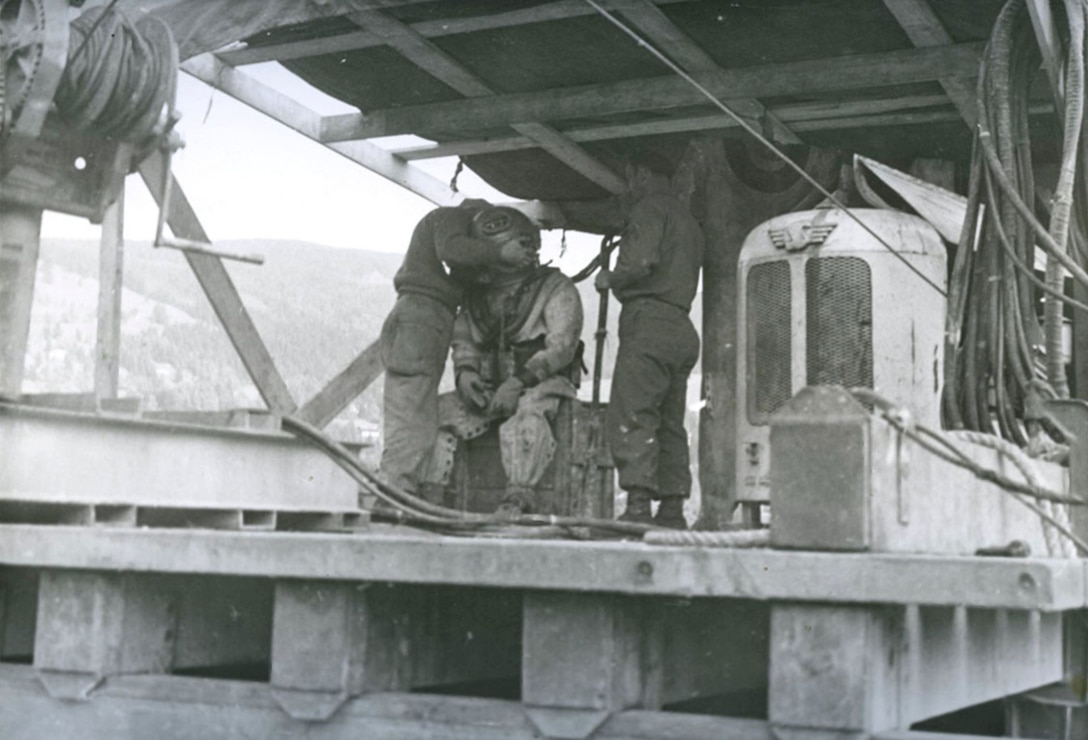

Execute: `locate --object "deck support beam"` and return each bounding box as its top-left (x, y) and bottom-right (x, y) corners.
top-left (270, 580), bottom-right (418, 720)
top-left (33, 571), bottom-right (177, 700)
top-left (768, 603), bottom-right (1063, 736)
top-left (522, 591), bottom-right (662, 738)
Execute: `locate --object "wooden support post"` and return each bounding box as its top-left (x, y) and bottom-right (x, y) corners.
top-left (0, 205), bottom-right (43, 397)
top-left (33, 570), bottom-right (178, 700)
top-left (95, 194), bottom-right (124, 400)
top-left (522, 591), bottom-right (662, 739)
top-left (693, 142), bottom-right (840, 528)
top-left (770, 604), bottom-right (900, 738)
top-left (270, 580), bottom-right (420, 721)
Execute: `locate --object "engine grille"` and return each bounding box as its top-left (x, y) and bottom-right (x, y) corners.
top-left (806, 256), bottom-right (873, 390)
top-left (747, 261), bottom-right (792, 422)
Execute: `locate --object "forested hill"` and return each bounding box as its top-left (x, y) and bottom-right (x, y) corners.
top-left (29, 238), bottom-right (400, 434)
top-left (28, 238), bottom-right (675, 439)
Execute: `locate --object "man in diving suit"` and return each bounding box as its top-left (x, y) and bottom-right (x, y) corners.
top-left (380, 199), bottom-right (537, 498)
top-left (418, 206), bottom-right (584, 516)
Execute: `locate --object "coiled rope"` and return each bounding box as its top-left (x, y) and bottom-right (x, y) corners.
top-left (947, 429), bottom-right (1077, 558)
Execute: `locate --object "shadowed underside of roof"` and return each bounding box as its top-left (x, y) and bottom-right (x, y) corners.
top-left (158, 0), bottom-right (1055, 203)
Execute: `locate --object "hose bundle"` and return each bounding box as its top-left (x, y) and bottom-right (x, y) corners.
top-left (53, 5), bottom-right (177, 141)
top-left (944, 0), bottom-right (1088, 444)
top-left (280, 414), bottom-right (661, 540)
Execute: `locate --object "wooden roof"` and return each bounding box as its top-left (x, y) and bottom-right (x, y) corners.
top-left (143, 0), bottom-right (1046, 205)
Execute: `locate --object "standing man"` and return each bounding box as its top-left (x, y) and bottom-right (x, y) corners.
top-left (596, 154), bottom-right (704, 529)
top-left (380, 199), bottom-right (536, 498)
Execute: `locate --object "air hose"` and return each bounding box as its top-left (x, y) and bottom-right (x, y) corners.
top-left (53, 4), bottom-right (178, 142)
top-left (280, 414), bottom-right (660, 540)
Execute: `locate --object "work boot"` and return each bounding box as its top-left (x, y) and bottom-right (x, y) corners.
top-left (618, 487), bottom-right (654, 525)
top-left (653, 498), bottom-right (688, 530)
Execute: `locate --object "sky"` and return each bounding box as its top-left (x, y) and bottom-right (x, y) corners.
top-left (41, 64), bottom-right (595, 267)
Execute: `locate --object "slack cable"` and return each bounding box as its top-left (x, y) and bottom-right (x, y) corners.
top-left (581, 0), bottom-right (947, 298)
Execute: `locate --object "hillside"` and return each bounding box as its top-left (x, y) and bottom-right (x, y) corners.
top-left (27, 239), bottom-right (690, 438)
top-left (29, 239), bottom-right (400, 434)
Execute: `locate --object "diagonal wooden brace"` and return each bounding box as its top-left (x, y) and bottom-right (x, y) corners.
top-left (137, 150), bottom-right (296, 413)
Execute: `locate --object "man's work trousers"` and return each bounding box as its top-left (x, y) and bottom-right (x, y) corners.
top-left (379, 293), bottom-right (455, 493)
top-left (607, 299), bottom-right (699, 499)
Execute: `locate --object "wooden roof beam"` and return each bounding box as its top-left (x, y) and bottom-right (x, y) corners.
top-left (880, 0), bottom-right (978, 128)
top-left (216, 0), bottom-right (693, 66)
top-left (613, 0), bottom-right (800, 144)
top-left (347, 9), bottom-right (626, 193)
top-left (319, 42), bottom-right (984, 142)
top-left (391, 95), bottom-right (955, 160)
top-left (180, 54), bottom-right (461, 206)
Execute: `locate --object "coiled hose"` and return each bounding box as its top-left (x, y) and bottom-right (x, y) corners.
top-left (52, 4), bottom-right (177, 141)
top-left (945, 0), bottom-right (1088, 445)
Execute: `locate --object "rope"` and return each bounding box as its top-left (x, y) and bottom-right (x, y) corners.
top-left (947, 429), bottom-right (1076, 558)
top-left (849, 388), bottom-right (1088, 556)
top-left (449, 158), bottom-right (464, 193)
top-left (643, 528), bottom-right (770, 548)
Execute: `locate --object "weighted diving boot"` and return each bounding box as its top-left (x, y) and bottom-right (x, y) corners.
top-left (416, 481), bottom-right (447, 507)
top-left (495, 484), bottom-right (535, 520)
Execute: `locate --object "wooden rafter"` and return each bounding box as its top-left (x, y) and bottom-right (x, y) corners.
top-left (179, 55), bottom-right (461, 207)
top-left (390, 94), bottom-right (955, 160)
top-left (215, 0), bottom-right (693, 66)
top-left (347, 10), bottom-right (626, 193)
top-left (319, 42), bottom-right (983, 142)
top-left (880, 0), bottom-right (978, 128)
top-left (614, 0), bottom-right (800, 144)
